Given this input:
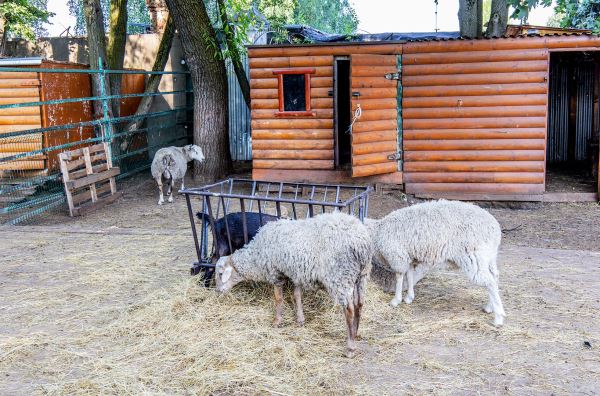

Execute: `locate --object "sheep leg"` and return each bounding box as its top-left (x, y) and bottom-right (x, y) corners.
top-left (486, 281), bottom-right (506, 326)
top-left (167, 178), bottom-right (174, 203)
top-left (390, 272), bottom-right (404, 307)
top-left (403, 268), bottom-right (415, 304)
top-left (156, 177), bottom-right (164, 205)
top-left (293, 285), bottom-right (305, 326)
top-left (344, 301), bottom-right (357, 358)
top-left (272, 284), bottom-right (284, 327)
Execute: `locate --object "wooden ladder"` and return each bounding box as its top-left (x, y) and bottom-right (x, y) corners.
top-left (58, 143), bottom-right (123, 216)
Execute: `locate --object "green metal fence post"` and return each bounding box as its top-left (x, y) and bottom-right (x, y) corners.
top-left (98, 57), bottom-right (113, 144)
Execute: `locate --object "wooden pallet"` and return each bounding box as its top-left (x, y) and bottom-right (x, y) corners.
top-left (58, 143), bottom-right (122, 216)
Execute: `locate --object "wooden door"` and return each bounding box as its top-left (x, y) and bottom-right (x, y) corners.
top-left (350, 54), bottom-right (400, 178)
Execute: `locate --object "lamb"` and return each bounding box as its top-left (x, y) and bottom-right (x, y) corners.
top-left (151, 144), bottom-right (204, 205)
top-left (365, 200), bottom-right (506, 326)
top-left (214, 211), bottom-right (373, 357)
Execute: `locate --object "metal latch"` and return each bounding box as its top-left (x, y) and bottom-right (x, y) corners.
top-left (385, 72), bottom-right (400, 80)
top-left (351, 91), bottom-right (361, 97)
top-left (387, 152), bottom-right (402, 161)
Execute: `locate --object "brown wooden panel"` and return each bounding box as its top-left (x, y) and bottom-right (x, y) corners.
top-left (352, 140), bottom-right (397, 156)
top-left (250, 87), bottom-right (331, 99)
top-left (0, 124), bottom-right (41, 133)
top-left (351, 55), bottom-right (398, 66)
top-left (404, 150), bottom-right (545, 161)
top-left (403, 60), bottom-right (547, 76)
top-left (0, 115), bottom-right (41, 125)
top-left (402, 49), bottom-right (549, 65)
top-left (352, 130), bottom-right (398, 144)
top-left (355, 98), bottom-right (397, 110)
top-left (0, 79), bottom-right (40, 88)
top-left (404, 139), bottom-right (546, 151)
top-left (253, 159), bottom-right (334, 169)
top-left (0, 97), bottom-right (39, 105)
top-left (352, 152), bottom-right (392, 166)
top-left (403, 128), bottom-right (546, 140)
top-left (0, 140), bottom-right (42, 152)
top-left (403, 72), bottom-right (547, 87)
top-left (0, 72), bottom-right (38, 79)
top-left (350, 108), bottom-right (396, 122)
top-left (250, 66), bottom-right (332, 79)
top-left (0, 88), bottom-right (41, 98)
top-left (252, 129), bottom-right (333, 140)
top-left (404, 160), bottom-right (545, 172)
top-left (403, 117), bottom-right (546, 129)
top-left (248, 43), bottom-right (403, 58)
top-left (0, 159), bottom-right (45, 170)
top-left (403, 94), bottom-right (547, 108)
top-left (249, 56), bottom-right (333, 68)
top-left (252, 139), bottom-right (333, 150)
top-left (404, 105), bottom-right (546, 119)
top-left (252, 98), bottom-right (333, 110)
top-left (404, 172), bottom-right (544, 184)
top-left (352, 162), bottom-right (398, 178)
top-left (403, 83), bottom-right (547, 97)
top-left (250, 78), bottom-right (278, 89)
top-left (352, 76), bottom-right (397, 89)
top-left (352, 119), bottom-right (397, 133)
top-left (352, 87), bottom-right (397, 99)
top-left (252, 149), bottom-right (334, 160)
top-left (405, 182), bottom-right (545, 195)
top-left (252, 119), bottom-right (333, 129)
top-left (252, 168), bottom-right (403, 184)
top-left (251, 109), bottom-right (333, 119)
top-left (351, 66), bottom-right (399, 77)
top-left (0, 106), bottom-right (41, 116)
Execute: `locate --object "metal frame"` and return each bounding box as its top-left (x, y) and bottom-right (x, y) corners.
top-left (181, 178), bottom-right (372, 283)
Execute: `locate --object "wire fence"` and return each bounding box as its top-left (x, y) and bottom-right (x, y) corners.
top-left (0, 59), bottom-right (192, 224)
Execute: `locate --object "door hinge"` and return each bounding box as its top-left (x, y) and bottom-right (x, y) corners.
top-left (384, 72), bottom-right (400, 80)
top-left (387, 152), bottom-right (402, 161)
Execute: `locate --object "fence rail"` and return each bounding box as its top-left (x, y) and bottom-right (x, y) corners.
top-left (0, 58), bottom-right (192, 224)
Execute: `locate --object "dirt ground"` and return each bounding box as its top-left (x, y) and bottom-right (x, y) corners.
top-left (1, 174), bottom-right (600, 395)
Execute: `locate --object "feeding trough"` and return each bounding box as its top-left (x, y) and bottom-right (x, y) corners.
top-left (181, 178), bottom-right (372, 284)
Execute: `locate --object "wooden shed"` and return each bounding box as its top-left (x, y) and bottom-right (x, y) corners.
top-left (0, 58), bottom-right (144, 174)
top-left (248, 33), bottom-right (600, 201)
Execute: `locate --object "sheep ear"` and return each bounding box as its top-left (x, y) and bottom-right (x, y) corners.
top-left (221, 266), bottom-right (233, 283)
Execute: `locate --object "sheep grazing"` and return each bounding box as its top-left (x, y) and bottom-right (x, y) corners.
top-left (214, 211), bottom-right (373, 357)
top-left (151, 144), bottom-right (204, 205)
top-left (365, 200), bottom-right (506, 326)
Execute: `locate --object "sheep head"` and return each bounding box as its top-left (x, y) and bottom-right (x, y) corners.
top-left (183, 145), bottom-right (205, 163)
top-left (215, 255), bottom-right (242, 293)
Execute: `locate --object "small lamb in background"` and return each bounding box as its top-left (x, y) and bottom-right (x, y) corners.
top-left (214, 211), bottom-right (373, 357)
top-left (366, 200), bottom-right (506, 326)
top-left (151, 144), bottom-right (204, 205)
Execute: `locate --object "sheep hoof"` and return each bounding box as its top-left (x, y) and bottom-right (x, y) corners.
top-left (168, 197), bottom-right (173, 203)
top-left (389, 299), bottom-right (401, 308)
top-left (345, 348), bottom-right (356, 358)
top-left (483, 304), bottom-right (493, 314)
top-left (272, 319), bottom-right (283, 328)
top-left (297, 319), bottom-right (305, 327)
top-left (493, 316), bottom-right (504, 327)
top-left (403, 296), bottom-right (414, 304)
top-left (158, 200), bottom-right (164, 205)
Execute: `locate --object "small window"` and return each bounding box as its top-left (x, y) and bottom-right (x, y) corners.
top-left (273, 68), bottom-right (316, 117)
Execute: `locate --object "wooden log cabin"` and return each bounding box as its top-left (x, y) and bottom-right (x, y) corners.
top-left (248, 33), bottom-right (600, 201)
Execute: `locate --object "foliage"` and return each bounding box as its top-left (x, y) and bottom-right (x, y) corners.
top-left (68, 0), bottom-right (150, 35)
top-left (506, 0), bottom-right (552, 23)
top-left (292, 0), bottom-right (358, 35)
top-left (0, 0), bottom-right (53, 39)
top-left (555, 0), bottom-right (600, 32)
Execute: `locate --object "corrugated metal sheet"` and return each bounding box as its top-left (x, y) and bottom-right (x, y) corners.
top-left (226, 57), bottom-right (251, 161)
top-left (547, 60), bottom-right (569, 163)
top-left (575, 62), bottom-right (594, 161)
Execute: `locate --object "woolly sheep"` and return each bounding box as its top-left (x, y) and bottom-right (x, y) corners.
top-left (151, 144), bottom-right (204, 205)
top-left (365, 200), bottom-right (506, 326)
top-left (214, 211), bottom-right (374, 357)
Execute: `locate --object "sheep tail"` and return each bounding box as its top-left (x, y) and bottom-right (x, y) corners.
top-left (162, 154), bottom-right (175, 179)
top-left (196, 211), bottom-right (215, 227)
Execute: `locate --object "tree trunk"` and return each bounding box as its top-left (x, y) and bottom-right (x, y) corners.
top-left (107, 0), bottom-right (128, 117)
top-left (458, 0), bottom-right (483, 38)
top-left (0, 3), bottom-right (6, 57)
top-left (484, 0), bottom-right (508, 37)
top-left (165, 0), bottom-right (231, 181)
top-left (83, 0), bottom-right (112, 122)
top-left (120, 15), bottom-right (175, 151)
top-left (217, 0), bottom-right (251, 108)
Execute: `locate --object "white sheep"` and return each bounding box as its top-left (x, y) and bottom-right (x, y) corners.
top-left (150, 144), bottom-right (204, 205)
top-left (365, 200), bottom-right (506, 326)
top-left (214, 211), bottom-right (373, 357)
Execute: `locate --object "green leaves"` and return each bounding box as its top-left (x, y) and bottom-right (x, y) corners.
top-left (0, 0), bottom-right (54, 40)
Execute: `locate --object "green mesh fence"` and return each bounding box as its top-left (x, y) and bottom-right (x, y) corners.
top-left (0, 61), bottom-right (192, 224)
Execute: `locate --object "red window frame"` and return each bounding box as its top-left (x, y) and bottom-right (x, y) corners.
top-left (272, 67), bottom-right (316, 117)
